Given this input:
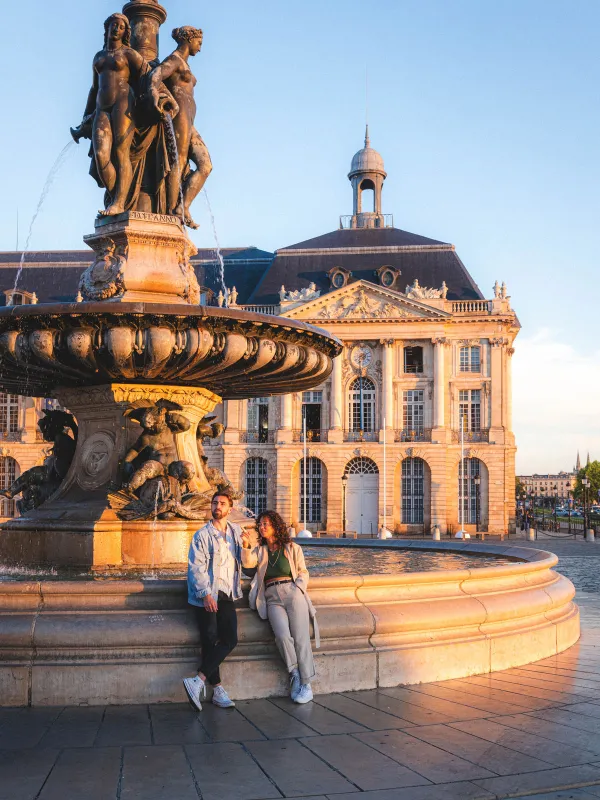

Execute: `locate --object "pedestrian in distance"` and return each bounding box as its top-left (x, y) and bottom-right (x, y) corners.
top-left (241, 510), bottom-right (319, 704)
top-left (183, 491), bottom-right (250, 711)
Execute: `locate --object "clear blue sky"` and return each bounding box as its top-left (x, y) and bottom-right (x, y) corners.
top-left (0, 0), bottom-right (597, 473)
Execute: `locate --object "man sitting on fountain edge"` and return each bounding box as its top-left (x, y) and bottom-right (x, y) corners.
top-left (184, 491), bottom-right (249, 711)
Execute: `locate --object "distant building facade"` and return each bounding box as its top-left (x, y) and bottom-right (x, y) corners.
top-left (0, 131), bottom-right (520, 533)
top-left (519, 472), bottom-right (577, 500)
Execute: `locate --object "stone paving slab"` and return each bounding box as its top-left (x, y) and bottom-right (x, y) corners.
top-left (4, 591), bottom-right (600, 797)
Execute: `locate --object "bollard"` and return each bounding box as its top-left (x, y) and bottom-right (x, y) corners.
top-left (432, 525), bottom-right (441, 541)
top-left (527, 527), bottom-right (536, 541)
top-left (586, 529), bottom-right (595, 542)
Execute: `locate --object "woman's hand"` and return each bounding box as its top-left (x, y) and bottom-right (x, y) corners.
top-left (241, 530), bottom-right (252, 549)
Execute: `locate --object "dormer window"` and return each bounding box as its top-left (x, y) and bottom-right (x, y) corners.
top-left (5, 290), bottom-right (37, 306)
top-left (375, 265), bottom-right (400, 289)
top-left (328, 267), bottom-right (351, 290)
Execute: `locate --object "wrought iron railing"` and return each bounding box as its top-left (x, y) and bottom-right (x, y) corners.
top-left (240, 431), bottom-right (275, 444)
top-left (0, 430), bottom-right (22, 442)
top-left (395, 429), bottom-right (432, 443)
top-left (344, 430), bottom-right (378, 442)
top-left (451, 428), bottom-right (490, 443)
top-left (339, 214), bottom-right (394, 230)
top-left (292, 429), bottom-right (329, 443)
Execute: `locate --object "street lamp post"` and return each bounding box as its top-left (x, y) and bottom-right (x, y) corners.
top-left (341, 473), bottom-right (348, 538)
top-left (582, 477), bottom-right (590, 534)
top-left (474, 475), bottom-right (481, 533)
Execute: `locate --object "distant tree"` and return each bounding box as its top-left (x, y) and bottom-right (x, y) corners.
top-left (574, 461), bottom-right (600, 502)
top-left (515, 477), bottom-right (525, 497)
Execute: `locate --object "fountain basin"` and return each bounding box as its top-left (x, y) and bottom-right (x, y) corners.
top-left (0, 540), bottom-right (579, 706)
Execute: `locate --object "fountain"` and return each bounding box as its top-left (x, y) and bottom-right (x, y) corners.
top-left (0, 1), bottom-right (578, 706)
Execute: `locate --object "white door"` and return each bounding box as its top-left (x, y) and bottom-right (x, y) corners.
top-left (347, 474), bottom-right (379, 535)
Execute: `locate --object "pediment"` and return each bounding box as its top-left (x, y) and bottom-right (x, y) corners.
top-left (282, 281), bottom-right (449, 322)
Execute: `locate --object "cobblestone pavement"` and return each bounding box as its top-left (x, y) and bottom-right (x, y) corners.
top-left (3, 557), bottom-right (600, 799)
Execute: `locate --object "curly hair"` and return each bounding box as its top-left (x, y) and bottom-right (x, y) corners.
top-left (257, 511), bottom-right (291, 549)
top-left (104, 13), bottom-right (131, 48)
top-left (172, 26), bottom-right (203, 44)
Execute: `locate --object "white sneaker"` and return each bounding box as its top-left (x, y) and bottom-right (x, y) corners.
top-left (294, 683), bottom-right (313, 704)
top-left (289, 668), bottom-right (301, 701)
top-left (183, 675), bottom-right (205, 711)
top-left (212, 685), bottom-right (235, 708)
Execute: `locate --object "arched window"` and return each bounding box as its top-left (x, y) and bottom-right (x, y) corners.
top-left (402, 458), bottom-right (425, 523)
top-left (459, 457), bottom-right (481, 525)
top-left (0, 394), bottom-right (19, 437)
top-left (348, 377), bottom-right (376, 434)
top-left (0, 457), bottom-right (17, 517)
top-left (245, 457), bottom-right (268, 517)
top-left (299, 457), bottom-right (323, 524)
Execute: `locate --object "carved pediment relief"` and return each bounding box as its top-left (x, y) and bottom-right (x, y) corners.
top-left (283, 281), bottom-right (448, 322)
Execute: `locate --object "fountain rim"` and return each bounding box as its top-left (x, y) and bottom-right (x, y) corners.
top-left (0, 301), bottom-right (342, 353)
top-left (0, 541), bottom-right (560, 591)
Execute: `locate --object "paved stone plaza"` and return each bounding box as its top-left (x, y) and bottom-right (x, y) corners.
top-left (1, 581), bottom-right (600, 799)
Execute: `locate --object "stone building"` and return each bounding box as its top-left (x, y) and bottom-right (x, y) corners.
top-left (519, 473), bottom-right (577, 500)
top-left (0, 131), bottom-right (519, 533)
top-left (221, 131), bottom-right (520, 535)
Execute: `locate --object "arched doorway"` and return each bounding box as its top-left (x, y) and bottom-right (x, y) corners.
top-left (244, 457), bottom-right (268, 517)
top-left (344, 456), bottom-right (379, 536)
top-left (0, 456), bottom-right (18, 517)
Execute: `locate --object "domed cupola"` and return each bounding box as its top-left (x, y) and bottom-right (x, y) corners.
top-left (346, 126), bottom-right (388, 229)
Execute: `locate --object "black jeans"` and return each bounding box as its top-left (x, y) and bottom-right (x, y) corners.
top-left (196, 592), bottom-right (238, 686)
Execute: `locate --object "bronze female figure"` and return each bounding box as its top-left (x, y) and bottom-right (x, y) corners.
top-left (72, 13), bottom-right (147, 216)
top-left (150, 26), bottom-right (212, 228)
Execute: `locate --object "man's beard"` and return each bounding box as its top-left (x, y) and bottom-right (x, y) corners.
top-left (213, 509), bottom-right (224, 519)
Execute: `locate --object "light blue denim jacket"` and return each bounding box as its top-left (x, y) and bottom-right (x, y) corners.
top-left (187, 520), bottom-right (244, 607)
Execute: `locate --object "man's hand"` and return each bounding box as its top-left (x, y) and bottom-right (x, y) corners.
top-left (203, 594), bottom-right (218, 613)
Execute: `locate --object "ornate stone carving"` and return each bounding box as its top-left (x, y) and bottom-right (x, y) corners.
top-left (405, 279), bottom-right (446, 300)
top-left (79, 238), bottom-right (127, 301)
top-left (280, 283), bottom-right (321, 302)
top-left (80, 431), bottom-right (115, 489)
top-left (431, 337), bottom-right (449, 346)
top-left (56, 384), bottom-right (221, 414)
top-left (490, 337), bottom-right (509, 348)
top-left (318, 289), bottom-right (409, 320)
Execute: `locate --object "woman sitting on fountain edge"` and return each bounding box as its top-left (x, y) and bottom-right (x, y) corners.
top-left (241, 511), bottom-right (319, 704)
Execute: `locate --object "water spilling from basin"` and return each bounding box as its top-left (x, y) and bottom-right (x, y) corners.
top-left (203, 188), bottom-right (227, 304)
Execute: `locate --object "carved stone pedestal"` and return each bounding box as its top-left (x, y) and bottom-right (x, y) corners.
top-left (80, 212), bottom-right (200, 304)
top-left (0, 384), bottom-right (225, 570)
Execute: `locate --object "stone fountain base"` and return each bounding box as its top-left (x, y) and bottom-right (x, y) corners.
top-left (0, 383), bottom-right (254, 571)
top-left (0, 542), bottom-right (579, 706)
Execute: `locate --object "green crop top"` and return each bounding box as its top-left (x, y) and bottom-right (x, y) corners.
top-left (264, 548), bottom-right (292, 581)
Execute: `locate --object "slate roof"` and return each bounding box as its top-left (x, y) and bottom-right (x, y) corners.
top-left (0, 247), bottom-right (274, 305)
top-left (248, 226), bottom-right (484, 305)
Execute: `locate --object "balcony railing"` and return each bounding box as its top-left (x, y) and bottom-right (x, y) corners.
top-left (292, 429), bottom-right (329, 443)
top-left (451, 428), bottom-right (490, 443)
top-left (339, 214), bottom-right (394, 229)
top-left (240, 431), bottom-right (275, 444)
top-left (242, 305), bottom-right (279, 315)
top-left (344, 430), bottom-right (378, 442)
top-left (395, 429), bottom-right (432, 443)
top-left (0, 430), bottom-right (22, 442)
top-left (451, 300), bottom-right (492, 314)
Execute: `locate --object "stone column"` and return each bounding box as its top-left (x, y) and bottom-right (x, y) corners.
top-left (278, 393), bottom-right (293, 443)
top-left (328, 354), bottom-right (344, 444)
top-left (123, 0), bottom-right (167, 64)
top-left (223, 400), bottom-right (240, 445)
top-left (490, 338), bottom-right (505, 440)
top-left (431, 338), bottom-right (448, 438)
top-left (380, 339), bottom-right (394, 431)
top-left (506, 346), bottom-right (514, 433)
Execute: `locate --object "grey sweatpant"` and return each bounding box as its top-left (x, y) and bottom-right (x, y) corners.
top-left (265, 582), bottom-right (315, 684)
